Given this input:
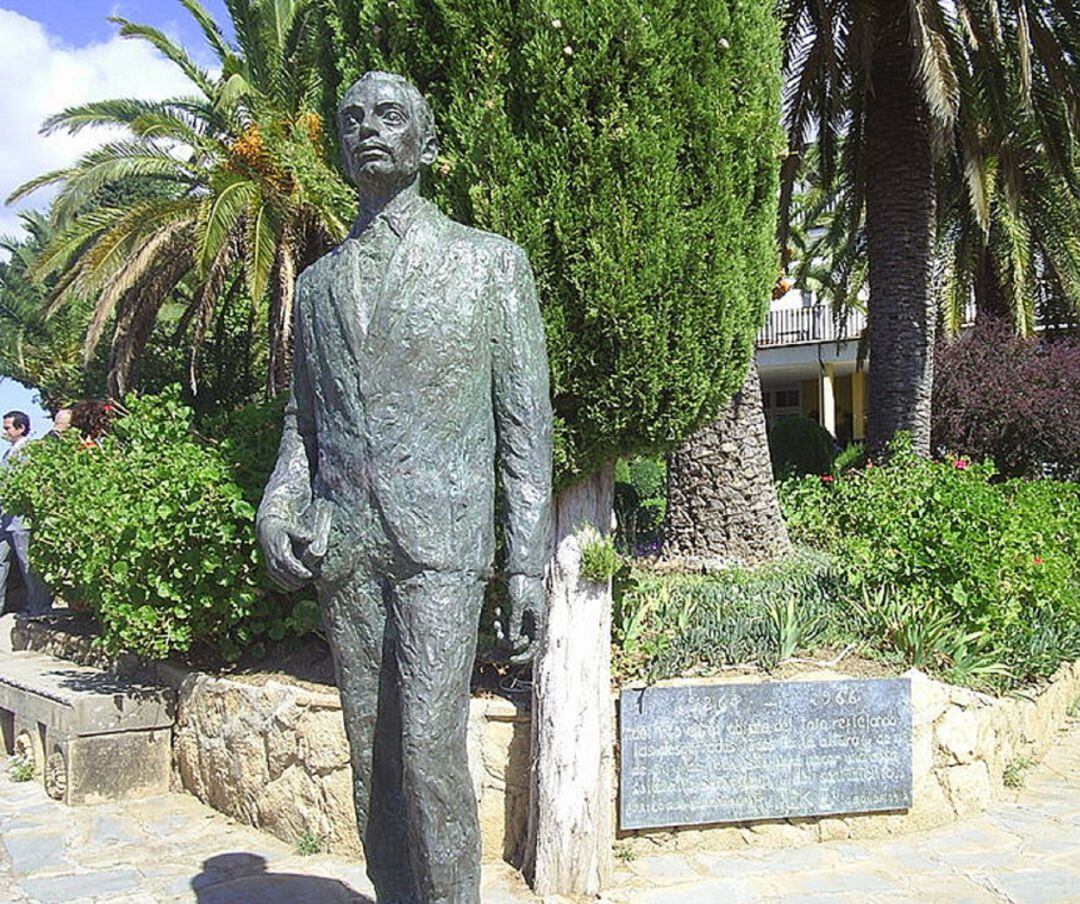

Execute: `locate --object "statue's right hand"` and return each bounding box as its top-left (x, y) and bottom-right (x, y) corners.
top-left (258, 515), bottom-right (318, 591)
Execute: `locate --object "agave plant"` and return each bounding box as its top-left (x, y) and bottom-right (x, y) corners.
top-left (9, 0), bottom-right (352, 397)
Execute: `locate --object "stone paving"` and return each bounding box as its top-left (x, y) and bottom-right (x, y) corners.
top-left (2, 716), bottom-right (1079, 903)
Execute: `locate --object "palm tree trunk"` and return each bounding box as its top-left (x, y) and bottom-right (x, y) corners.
top-left (973, 245), bottom-right (1008, 325)
top-left (865, 0), bottom-right (937, 456)
top-left (267, 242), bottom-right (296, 396)
top-left (661, 366), bottom-right (791, 565)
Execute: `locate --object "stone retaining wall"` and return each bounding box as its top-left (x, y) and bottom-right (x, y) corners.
top-left (14, 618), bottom-right (1078, 862)
top-left (161, 666), bottom-right (531, 863)
top-left (164, 659), bottom-right (1080, 863)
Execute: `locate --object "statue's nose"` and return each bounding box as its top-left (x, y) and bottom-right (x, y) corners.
top-left (359, 110), bottom-right (380, 137)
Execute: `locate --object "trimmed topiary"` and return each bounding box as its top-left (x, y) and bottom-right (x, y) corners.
top-left (768, 415), bottom-right (835, 478)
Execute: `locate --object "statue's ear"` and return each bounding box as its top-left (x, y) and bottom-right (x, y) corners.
top-left (420, 135), bottom-right (439, 167)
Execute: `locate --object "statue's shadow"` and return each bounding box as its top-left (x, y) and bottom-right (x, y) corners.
top-left (191, 853), bottom-right (373, 904)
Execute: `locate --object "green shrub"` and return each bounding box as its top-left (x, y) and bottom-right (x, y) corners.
top-left (768, 415), bottom-right (835, 478)
top-left (0, 388), bottom-right (311, 660)
top-left (7, 753), bottom-right (34, 783)
top-left (614, 456), bottom-right (666, 555)
top-left (295, 831), bottom-right (327, 856)
top-left (1002, 756), bottom-right (1033, 789)
top-left (579, 529), bottom-right (621, 583)
top-left (832, 442), bottom-right (865, 474)
top-left (779, 435), bottom-right (1080, 688)
top-left (202, 394), bottom-right (288, 505)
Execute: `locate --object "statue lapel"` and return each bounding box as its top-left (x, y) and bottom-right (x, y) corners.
top-left (327, 237), bottom-right (368, 366)
top-left (365, 201), bottom-right (441, 362)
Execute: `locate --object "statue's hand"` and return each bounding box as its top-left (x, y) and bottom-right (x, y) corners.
top-left (504, 573), bottom-right (545, 664)
top-left (258, 514), bottom-right (325, 591)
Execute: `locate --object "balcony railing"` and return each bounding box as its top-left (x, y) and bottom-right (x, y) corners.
top-left (757, 305), bottom-right (866, 348)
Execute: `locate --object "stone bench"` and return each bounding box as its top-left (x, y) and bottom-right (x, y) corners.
top-left (0, 649), bottom-right (174, 804)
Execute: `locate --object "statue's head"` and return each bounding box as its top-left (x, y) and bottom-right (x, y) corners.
top-left (337, 72), bottom-right (439, 193)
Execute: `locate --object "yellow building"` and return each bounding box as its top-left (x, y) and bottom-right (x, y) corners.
top-left (756, 298), bottom-right (868, 447)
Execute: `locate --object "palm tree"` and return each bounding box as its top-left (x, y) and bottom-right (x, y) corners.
top-left (778, 0), bottom-right (1080, 454)
top-left (8, 0), bottom-right (351, 397)
top-left (0, 212), bottom-right (95, 410)
top-left (935, 7), bottom-right (1080, 338)
top-left (662, 363), bottom-right (792, 566)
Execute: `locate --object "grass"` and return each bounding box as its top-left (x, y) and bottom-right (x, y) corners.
top-left (1002, 756), bottom-right (1034, 789)
top-left (613, 843), bottom-right (636, 863)
top-left (1068, 695), bottom-right (1080, 719)
top-left (295, 831), bottom-right (325, 856)
top-left (7, 753), bottom-right (34, 783)
top-left (579, 528), bottom-right (621, 583)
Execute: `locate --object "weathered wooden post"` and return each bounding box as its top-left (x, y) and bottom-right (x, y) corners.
top-left (525, 463), bottom-right (616, 896)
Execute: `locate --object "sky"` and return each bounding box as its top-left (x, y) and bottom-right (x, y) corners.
top-left (0, 1), bottom-right (229, 418)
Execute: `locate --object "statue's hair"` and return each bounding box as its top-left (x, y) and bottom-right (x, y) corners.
top-left (338, 71), bottom-right (438, 151)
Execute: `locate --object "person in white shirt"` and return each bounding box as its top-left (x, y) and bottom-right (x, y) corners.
top-left (1, 410), bottom-right (52, 617)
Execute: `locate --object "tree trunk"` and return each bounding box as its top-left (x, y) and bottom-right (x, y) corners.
top-left (267, 243), bottom-right (296, 397)
top-left (525, 462), bottom-right (615, 896)
top-left (662, 366), bottom-right (791, 565)
top-left (974, 246), bottom-right (1009, 326)
top-left (865, 0), bottom-right (937, 456)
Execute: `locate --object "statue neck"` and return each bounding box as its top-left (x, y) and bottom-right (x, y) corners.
top-left (355, 178), bottom-right (421, 232)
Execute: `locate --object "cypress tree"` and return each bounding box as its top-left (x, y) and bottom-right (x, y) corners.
top-left (316, 0), bottom-right (782, 484)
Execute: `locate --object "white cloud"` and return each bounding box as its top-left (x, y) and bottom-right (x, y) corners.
top-left (0, 8), bottom-right (196, 239)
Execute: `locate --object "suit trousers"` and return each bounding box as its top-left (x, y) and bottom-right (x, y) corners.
top-left (0, 525), bottom-right (51, 616)
top-left (320, 564), bottom-right (484, 904)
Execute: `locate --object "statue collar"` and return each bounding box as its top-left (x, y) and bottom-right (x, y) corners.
top-left (352, 188), bottom-right (427, 240)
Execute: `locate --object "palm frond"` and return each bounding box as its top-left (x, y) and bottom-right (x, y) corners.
top-left (109, 17), bottom-right (217, 99)
top-left (195, 173), bottom-right (260, 275)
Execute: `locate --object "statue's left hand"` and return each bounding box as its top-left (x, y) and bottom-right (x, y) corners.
top-left (504, 573), bottom-right (545, 664)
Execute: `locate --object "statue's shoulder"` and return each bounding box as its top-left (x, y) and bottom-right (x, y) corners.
top-left (438, 215), bottom-right (529, 273)
top-left (295, 246), bottom-right (342, 297)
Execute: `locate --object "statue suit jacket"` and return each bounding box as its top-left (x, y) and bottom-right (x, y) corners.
top-left (259, 192), bottom-right (553, 586)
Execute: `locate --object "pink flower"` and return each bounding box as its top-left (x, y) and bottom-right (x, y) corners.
top-left (953, 459), bottom-right (969, 470)
top-left (820, 474), bottom-right (834, 484)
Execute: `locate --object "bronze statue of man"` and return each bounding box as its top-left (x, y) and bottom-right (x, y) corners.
top-left (257, 72), bottom-right (552, 903)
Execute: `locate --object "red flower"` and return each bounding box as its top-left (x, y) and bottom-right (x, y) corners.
top-left (820, 474), bottom-right (834, 484)
top-left (953, 459), bottom-right (969, 470)
top-left (1033, 556), bottom-right (1044, 565)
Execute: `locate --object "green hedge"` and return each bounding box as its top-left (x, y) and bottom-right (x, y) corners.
top-left (0, 389), bottom-right (316, 660)
top-left (768, 415), bottom-right (835, 478)
top-left (316, 0), bottom-right (782, 482)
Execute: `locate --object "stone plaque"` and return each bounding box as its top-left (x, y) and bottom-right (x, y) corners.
top-left (619, 678), bottom-right (912, 830)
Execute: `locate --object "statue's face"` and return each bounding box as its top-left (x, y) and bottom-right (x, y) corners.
top-left (338, 77), bottom-right (433, 190)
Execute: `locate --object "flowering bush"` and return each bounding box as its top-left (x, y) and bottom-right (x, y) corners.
top-left (780, 435), bottom-right (1080, 687)
top-left (0, 388), bottom-right (314, 660)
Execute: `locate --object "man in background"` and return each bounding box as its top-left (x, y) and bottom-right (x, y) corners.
top-left (0, 411), bottom-right (52, 617)
top-left (47, 408), bottom-right (72, 440)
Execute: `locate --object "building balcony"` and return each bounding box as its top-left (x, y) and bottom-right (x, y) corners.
top-left (756, 304), bottom-right (866, 348)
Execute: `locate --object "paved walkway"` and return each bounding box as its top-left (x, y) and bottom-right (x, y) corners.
top-left (2, 716), bottom-right (1079, 903)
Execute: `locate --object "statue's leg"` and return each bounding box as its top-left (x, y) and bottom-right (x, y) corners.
top-left (391, 569), bottom-right (484, 904)
top-left (321, 570), bottom-right (417, 903)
